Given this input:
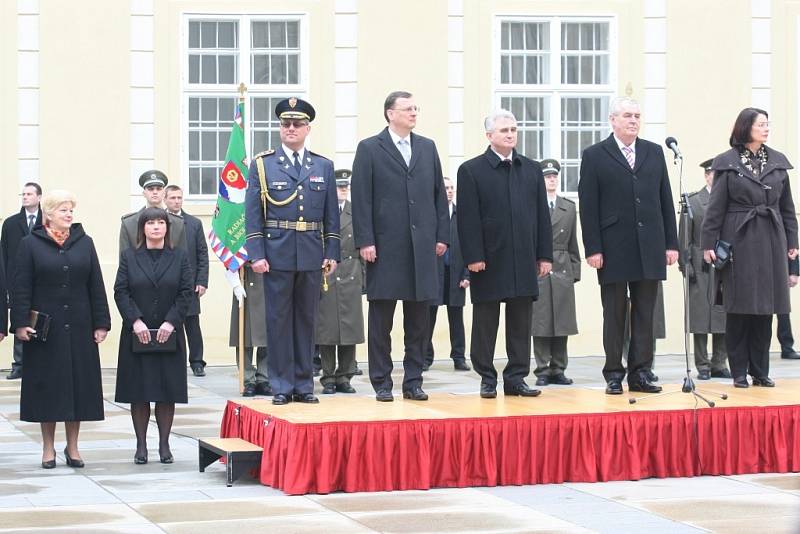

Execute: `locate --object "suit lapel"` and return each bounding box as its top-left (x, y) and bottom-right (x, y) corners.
top-left (632, 138), bottom-right (650, 173)
top-left (378, 128), bottom-right (408, 169)
top-left (134, 248), bottom-right (158, 287)
top-left (298, 152), bottom-right (314, 183)
top-left (601, 135), bottom-right (633, 173)
top-left (551, 197), bottom-right (565, 226)
top-left (342, 201), bottom-right (353, 231)
top-left (153, 248), bottom-right (176, 284)
top-left (408, 132), bottom-right (421, 172)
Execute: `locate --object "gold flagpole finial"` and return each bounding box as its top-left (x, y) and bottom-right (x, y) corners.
top-left (238, 82), bottom-right (247, 99)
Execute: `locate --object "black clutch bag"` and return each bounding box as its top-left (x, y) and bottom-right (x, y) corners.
top-left (29, 310), bottom-right (51, 342)
top-left (132, 329), bottom-right (177, 353)
top-left (713, 240), bottom-right (732, 270)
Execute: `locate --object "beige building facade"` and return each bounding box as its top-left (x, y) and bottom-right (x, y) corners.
top-left (1, 0), bottom-right (799, 367)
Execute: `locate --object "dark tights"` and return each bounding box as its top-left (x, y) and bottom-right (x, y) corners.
top-left (131, 402), bottom-right (175, 459)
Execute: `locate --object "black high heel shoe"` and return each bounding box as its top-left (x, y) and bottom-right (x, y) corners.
top-left (134, 453), bottom-right (148, 465)
top-left (41, 450), bottom-right (56, 469)
top-left (159, 451), bottom-right (173, 464)
top-left (63, 447), bottom-right (84, 468)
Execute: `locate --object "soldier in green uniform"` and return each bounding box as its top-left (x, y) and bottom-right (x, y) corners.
top-left (119, 170), bottom-right (185, 253)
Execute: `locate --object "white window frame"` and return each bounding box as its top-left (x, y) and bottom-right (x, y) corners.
top-left (180, 13), bottom-right (309, 201)
top-left (493, 15), bottom-right (618, 198)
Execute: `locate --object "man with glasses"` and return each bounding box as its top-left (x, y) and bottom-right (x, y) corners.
top-left (1, 182), bottom-right (42, 379)
top-left (352, 90), bottom-right (449, 402)
top-left (245, 97), bottom-right (340, 406)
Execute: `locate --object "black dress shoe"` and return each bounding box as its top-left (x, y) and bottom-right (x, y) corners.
top-left (752, 376), bottom-right (775, 387)
top-left (504, 382), bottom-right (541, 397)
top-left (293, 393), bottom-right (320, 403)
top-left (549, 374), bottom-right (573, 385)
top-left (322, 383), bottom-right (336, 394)
top-left (352, 367), bottom-right (364, 376)
top-left (454, 360), bottom-right (471, 371)
top-left (6, 369), bottom-right (21, 380)
top-left (605, 380), bottom-right (623, 395)
top-left (644, 370), bottom-right (659, 383)
top-left (697, 369), bottom-right (711, 380)
top-left (629, 381), bottom-right (662, 393)
top-left (191, 366), bottom-right (206, 377)
top-left (710, 368), bottom-right (732, 379)
top-left (336, 383), bottom-right (356, 394)
top-left (781, 350), bottom-right (800, 360)
top-left (421, 362), bottom-right (431, 372)
top-left (255, 382), bottom-right (273, 396)
top-left (403, 386), bottom-right (429, 401)
top-left (64, 448), bottom-right (84, 468)
top-left (242, 384), bottom-right (256, 397)
top-left (480, 383), bottom-right (497, 398)
top-left (375, 389), bottom-right (394, 402)
top-left (535, 375), bottom-right (549, 386)
top-left (272, 393), bottom-right (290, 405)
top-left (733, 376), bottom-right (749, 388)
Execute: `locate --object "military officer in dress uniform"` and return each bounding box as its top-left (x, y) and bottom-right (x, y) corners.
top-left (678, 159), bottom-right (731, 379)
top-left (315, 170), bottom-right (365, 394)
top-left (532, 160), bottom-right (581, 386)
top-left (119, 170), bottom-right (185, 253)
top-left (245, 97), bottom-right (340, 406)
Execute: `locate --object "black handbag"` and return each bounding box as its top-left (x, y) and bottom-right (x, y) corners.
top-left (132, 329), bottom-right (177, 353)
top-left (713, 240), bottom-right (732, 270)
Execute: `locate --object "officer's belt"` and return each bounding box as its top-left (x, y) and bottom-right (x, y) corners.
top-left (265, 219), bottom-right (321, 232)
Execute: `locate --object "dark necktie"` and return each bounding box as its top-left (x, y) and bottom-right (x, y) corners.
top-left (549, 200), bottom-right (554, 215)
top-left (293, 151), bottom-right (302, 176)
top-left (28, 214), bottom-right (35, 232)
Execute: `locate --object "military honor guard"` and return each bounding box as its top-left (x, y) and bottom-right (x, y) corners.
top-left (425, 177), bottom-right (471, 372)
top-left (119, 171), bottom-right (185, 253)
top-left (679, 159), bottom-right (731, 379)
top-left (457, 109), bottom-right (553, 399)
top-left (245, 97), bottom-right (340, 406)
top-left (532, 160), bottom-right (580, 386)
top-left (226, 267), bottom-right (271, 397)
top-left (315, 170), bottom-right (365, 394)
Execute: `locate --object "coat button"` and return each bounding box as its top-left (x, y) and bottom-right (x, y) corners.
top-left (636, 198), bottom-right (641, 204)
top-left (63, 304), bottom-right (69, 310)
top-left (299, 195), bottom-right (304, 200)
top-left (62, 265), bottom-right (69, 271)
top-left (632, 175), bottom-right (637, 180)
top-left (61, 283), bottom-right (67, 288)
top-left (298, 185), bottom-right (303, 190)
top-left (409, 200), bottom-right (415, 205)
top-left (267, 233), bottom-right (271, 238)
top-left (638, 222), bottom-right (644, 227)
top-left (298, 216), bottom-right (304, 221)
top-left (58, 250), bottom-right (65, 254)
top-left (336, 277), bottom-right (341, 281)
top-left (64, 324), bottom-right (70, 331)
top-left (299, 206), bottom-right (304, 211)
top-left (411, 225), bottom-right (416, 230)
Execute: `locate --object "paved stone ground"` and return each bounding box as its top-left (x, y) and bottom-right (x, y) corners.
top-left (0, 353), bottom-right (799, 533)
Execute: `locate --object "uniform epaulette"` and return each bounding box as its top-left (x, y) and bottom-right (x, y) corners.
top-left (560, 197), bottom-right (576, 205)
top-left (308, 150), bottom-right (331, 161)
top-left (687, 191), bottom-right (700, 197)
top-left (254, 149), bottom-right (275, 159)
top-left (121, 212), bottom-right (137, 221)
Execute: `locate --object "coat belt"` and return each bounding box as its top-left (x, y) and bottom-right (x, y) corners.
top-left (265, 219), bottom-right (321, 232)
top-left (728, 203), bottom-right (781, 233)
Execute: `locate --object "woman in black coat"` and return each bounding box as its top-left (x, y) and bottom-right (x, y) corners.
top-left (114, 208), bottom-right (192, 464)
top-left (702, 108), bottom-right (799, 388)
top-left (11, 191), bottom-right (111, 469)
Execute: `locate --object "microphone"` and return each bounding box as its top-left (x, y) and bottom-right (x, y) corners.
top-left (665, 137), bottom-right (682, 160)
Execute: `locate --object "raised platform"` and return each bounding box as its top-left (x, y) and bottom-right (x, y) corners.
top-left (219, 380), bottom-right (800, 495)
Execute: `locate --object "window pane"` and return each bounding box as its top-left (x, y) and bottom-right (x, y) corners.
top-left (218, 21), bottom-right (236, 48)
top-left (270, 130), bottom-right (281, 148)
top-left (201, 98), bottom-right (216, 122)
top-left (189, 98), bottom-right (199, 122)
top-left (218, 55), bottom-right (235, 83)
top-left (271, 54), bottom-right (287, 84)
top-left (189, 55), bottom-right (200, 83)
top-left (287, 21), bottom-right (299, 48)
top-left (252, 97), bottom-right (271, 121)
top-left (510, 23), bottom-right (524, 49)
top-left (219, 130), bottom-right (231, 160)
top-left (253, 131), bottom-right (269, 153)
top-left (252, 21), bottom-right (268, 48)
top-left (189, 167), bottom-right (200, 195)
top-left (562, 56), bottom-right (578, 84)
top-left (580, 23), bottom-right (594, 50)
top-left (201, 55), bottom-right (217, 83)
top-left (501, 22), bottom-right (510, 50)
top-left (287, 55), bottom-right (299, 84)
top-left (201, 167), bottom-right (216, 195)
top-left (253, 54), bottom-right (269, 83)
top-left (595, 55), bottom-right (609, 84)
top-left (595, 23), bottom-right (609, 50)
top-left (501, 55), bottom-right (509, 84)
top-left (189, 131), bottom-right (199, 160)
top-left (202, 131), bottom-right (217, 160)
top-left (564, 166), bottom-right (579, 193)
top-left (189, 21), bottom-right (200, 48)
top-left (201, 21), bottom-right (216, 48)
top-left (218, 98), bottom-right (232, 123)
top-left (269, 21), bottom-right (286, 47)
top-left (524, 23), bottom-right (538, 50)
top-left (510, 55), bottom-right (523, 84)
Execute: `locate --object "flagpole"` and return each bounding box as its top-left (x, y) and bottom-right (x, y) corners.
top-left (237, 82), bottom-right (247, 396)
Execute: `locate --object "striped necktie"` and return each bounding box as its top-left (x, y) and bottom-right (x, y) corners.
top-left (622, 146), bottom-right (635, 169)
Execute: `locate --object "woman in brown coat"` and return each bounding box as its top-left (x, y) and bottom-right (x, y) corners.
top-left (702, 108), bottom-right (799, 388)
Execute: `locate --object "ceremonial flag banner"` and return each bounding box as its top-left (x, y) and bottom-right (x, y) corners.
top-left (209, 99), bottom-right (248, 272)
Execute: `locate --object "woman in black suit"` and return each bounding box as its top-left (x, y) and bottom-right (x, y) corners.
top-left (114, 208), bottom-right (192, 464)
top-left (12, 190), bottom-right (111, 469)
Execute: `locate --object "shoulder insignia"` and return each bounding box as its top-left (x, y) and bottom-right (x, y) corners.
top-left (308, 150), bottom-right (331, 162)
top-left (687, 191), bottom-right (700, 197)
top-left (561, 197), bottom-right (575, 205)
top-left (254, 149), bottom-right (275, 159)
top-left (121, 212), bottom-right (137, 220)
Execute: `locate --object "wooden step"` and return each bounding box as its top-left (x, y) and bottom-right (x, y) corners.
top-left (198, 437), bottom-right (263, 486)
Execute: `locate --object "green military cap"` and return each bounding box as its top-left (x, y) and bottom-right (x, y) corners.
top-left (540, 159), bottom-right (561, 176)
top-left (139, 170), bottom-right (168, 188)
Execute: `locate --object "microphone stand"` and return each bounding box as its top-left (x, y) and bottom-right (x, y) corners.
top-left (629, 153), bottom-right (728, 406)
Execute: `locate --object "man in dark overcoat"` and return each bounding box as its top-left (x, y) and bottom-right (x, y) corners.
top-left (578, 96), bottom-right (679, 395)
top-left (532, 160), bottom-right (580, 386)
top-left (0, 256), bottom-right (7, 344)
top-left (1, 182), bottom-right (42, 379)
top-left (351, 91), bottom-right (449, 402)
top-left (315, 171), bottom-right (365, 394)
top-left (678, 159), bottom-right (730, 379)
top-left (457, 109), bottom-right (553, 399)
top-left (425, 177), bottom-right (471, 372)
top-left (165, 185), bottom-right (209, 377)
top-left (245, 97), bottom-right (340, 406)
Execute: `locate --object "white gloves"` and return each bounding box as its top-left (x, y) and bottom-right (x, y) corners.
top-left (224, 269), bottom-right (247, 307)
